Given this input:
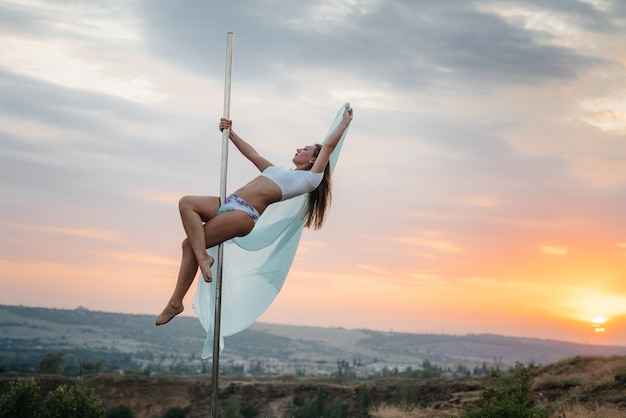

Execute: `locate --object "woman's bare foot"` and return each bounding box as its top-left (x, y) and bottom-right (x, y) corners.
top-left (155, 302), bottom-right (184, 326)
top-left (199, 255), bottom-right (215, 282)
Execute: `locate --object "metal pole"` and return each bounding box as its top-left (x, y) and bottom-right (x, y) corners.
top-left (210, 32), bottom-right (234, 418)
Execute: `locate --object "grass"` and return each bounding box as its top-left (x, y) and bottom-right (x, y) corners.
top-left (534, 356), bottom-right (626, 401)
top-left (550, 404), bottom-right (625, 417)
top-left (370, 404), bottom-right (626, 418)
top-left (370, 404), bottom-right (461, 418)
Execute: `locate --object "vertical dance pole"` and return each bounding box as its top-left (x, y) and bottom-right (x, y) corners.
top-left (211, 32), bottom-right (234, 418)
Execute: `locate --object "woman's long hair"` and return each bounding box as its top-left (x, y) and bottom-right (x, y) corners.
top-left (303, 144), bottom-right (331, 230)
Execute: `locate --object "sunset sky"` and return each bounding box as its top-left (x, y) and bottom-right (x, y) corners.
top-left (1, 0), bottom-right (625, 347)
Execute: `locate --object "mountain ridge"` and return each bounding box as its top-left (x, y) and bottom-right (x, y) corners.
top-left (2, 304), bottom-right (626, 374)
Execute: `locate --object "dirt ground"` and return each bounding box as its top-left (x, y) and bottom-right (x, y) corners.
top-left (2, 355), bottom-right (626, 418)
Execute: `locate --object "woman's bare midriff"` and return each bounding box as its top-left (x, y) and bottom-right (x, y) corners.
top-left (233, 176), bottom-right (282, 215)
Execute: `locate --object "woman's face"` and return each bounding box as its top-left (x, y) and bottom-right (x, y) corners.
top-left (293, 144), bottom-right (318, 166)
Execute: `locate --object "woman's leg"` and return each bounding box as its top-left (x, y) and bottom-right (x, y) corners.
top-left (155, 237), bottom-right (198, 325)
top-left (156, 195), bottom-right (219, 326)
top-left (156, 197), bottom-right (255, 325)
top-left (178, 195), bottom-right (221, 282)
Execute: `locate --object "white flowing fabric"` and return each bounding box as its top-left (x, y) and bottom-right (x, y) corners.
top-left (193, 103), bottom-right (351, 358)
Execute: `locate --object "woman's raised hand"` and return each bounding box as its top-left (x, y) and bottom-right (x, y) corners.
top-left (341, 107), bottom-right (353, 126)
top-left (219, 118), bottom-right (232, 132)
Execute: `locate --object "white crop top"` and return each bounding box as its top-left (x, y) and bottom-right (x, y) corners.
top-left (261, 166), bottom-right (324, 201)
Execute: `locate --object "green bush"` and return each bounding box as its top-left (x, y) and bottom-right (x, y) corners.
top-left (106, 405), bottom-right (135, 418)
top-left (239, 404), bottom-right (259, 418)
top-left (359, 386), bottom-right (372, 418)
top-left (391, 384), bottom-right (422, 409)
top-left (0, 377), bottom-right (41, 418)
top-left (462, 362), bottom-right (548, 418)
top-left (42, 380), bottom-right (105, 418)
top-left (327, 397), bottom-right (349, 418)
top-left (39, 352), bottom-right (64, 374)
top-left (298, 398), bottom-right (320, 418)
top-left (162, 407), bottom-right (186, 418)
top-left (0, 378), bottom-right (105, 418)
top-left (615, 369), bottom-right (626, 386)
top-left (224, 395), bottom-right (243, 418)
top-left (298, 388), bottom-right (325, 418)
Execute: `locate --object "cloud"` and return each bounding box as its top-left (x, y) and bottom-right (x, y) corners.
top-left (356, 264), bottom-right (389, 275)
top-left (136, 0), bottom-right (605, 93)
top-left (568, 155), bottom-right (626, 187)
top-left (390, 236), bottom-right (464, 254)
top-left (408, 272), bottom-right (444, 283)
top-left (580, 104), bottom-right (626, 134)
top-left (0, 36), bottom-right (162, 104)
top-left (539, 245), bottom-right (568, 256)
top-left (105, 252), bottom-right (179, 267)
top-left (480, 0), bottom-right (618, 35)
top-left (19, 224), bottom-right (120, 241)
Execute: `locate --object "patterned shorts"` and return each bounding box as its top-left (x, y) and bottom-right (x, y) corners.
top-left (217, 194), bottom-right (260, 223)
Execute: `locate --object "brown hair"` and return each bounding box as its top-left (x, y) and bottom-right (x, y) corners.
top-left (303, 144), bottom-right (332, 229)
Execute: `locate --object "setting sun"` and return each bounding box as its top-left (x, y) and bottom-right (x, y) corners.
top-left (565, 293), bottom-right (626, 324)
top-left (592, 316), bottom-right (607, 333)
top-left (592, 317), bottom-right (606, 325)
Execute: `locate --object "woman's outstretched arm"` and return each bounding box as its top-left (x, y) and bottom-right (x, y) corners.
top-left (219, 118), bottom-right (273, 172)
top-left (310, 107), bottom-right (353, 174)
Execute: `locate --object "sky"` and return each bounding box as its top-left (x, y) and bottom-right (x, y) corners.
top-left (1, 0), bottom-right (626, 347)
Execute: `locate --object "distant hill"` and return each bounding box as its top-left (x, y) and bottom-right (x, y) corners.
top-left (2, 304), bottom-right (626, 374)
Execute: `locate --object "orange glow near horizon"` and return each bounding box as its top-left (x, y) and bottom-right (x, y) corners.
top-left (3, 220), bottom-right (625, 348)
top-left (5, 224), bottom-right (626, 347)
top-left (2, 248), bottom-right (626, 345)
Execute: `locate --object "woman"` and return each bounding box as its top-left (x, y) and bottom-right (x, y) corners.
top-left (156, 106), bottom-right (353, 325)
